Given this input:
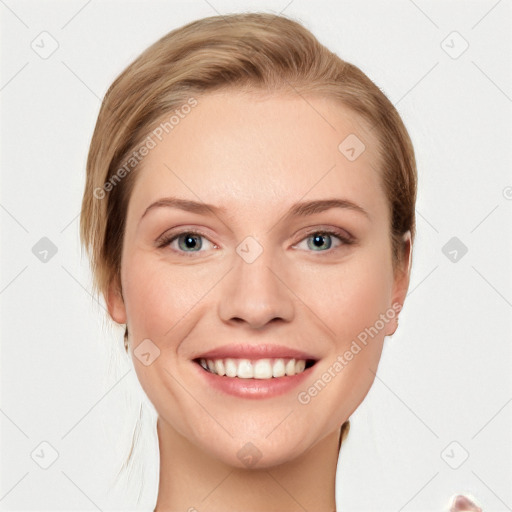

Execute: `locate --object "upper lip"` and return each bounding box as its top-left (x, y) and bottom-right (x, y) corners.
top-left (194, 344), bottom-right (318, 361)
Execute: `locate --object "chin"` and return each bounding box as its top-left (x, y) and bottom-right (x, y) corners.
top-left (203, 436), bottom-right (308, 470)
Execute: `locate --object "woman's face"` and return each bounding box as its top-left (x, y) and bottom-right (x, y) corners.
top-left (107, 90), bottom-right (411, 468)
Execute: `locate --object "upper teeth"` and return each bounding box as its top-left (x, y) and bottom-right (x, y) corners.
top-left (199, 358), bottom-right (307, 379)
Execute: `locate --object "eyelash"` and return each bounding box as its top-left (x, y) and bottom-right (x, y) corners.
top-left (156, 227), bottom-right (355, 257)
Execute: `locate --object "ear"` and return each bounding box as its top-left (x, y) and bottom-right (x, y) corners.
top-left (105, 276), bottom-right (127, 325)
top-left (386, 231), bottom-right (412, 336)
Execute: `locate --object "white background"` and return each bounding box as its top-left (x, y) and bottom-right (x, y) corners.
top-left (1, 1), bottom-right (511, 510)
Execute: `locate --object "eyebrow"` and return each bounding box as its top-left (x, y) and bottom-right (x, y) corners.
top-left (140, 196), bottom-right (370, 222)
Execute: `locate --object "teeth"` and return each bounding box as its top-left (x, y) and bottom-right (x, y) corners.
top-left (237, 359), bottom-right (253, 379)
top-left (225, 358), bottom-right (237, 377)
top-left (253, 359), bottom-right (273, 379)
top-left (198, 357), bottom-right (311, 379)
top-left (272, 358), bottom-right (286, 378)
top-left (285, 359), bottom-right (296, 376)
top-left (214, 359), bottom-right (226, 376)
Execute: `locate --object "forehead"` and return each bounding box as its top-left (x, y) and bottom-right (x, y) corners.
top-left (127, 90), bottom-right (387, 225)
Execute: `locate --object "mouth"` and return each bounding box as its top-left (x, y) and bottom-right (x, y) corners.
top-left (194, 357), bottom-right (317, 379)
top-left (191, 344), bottom-right (319, 398)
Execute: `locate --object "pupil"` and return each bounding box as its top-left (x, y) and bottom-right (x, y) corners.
top-left (311, 233), bottom-right (331, 250)
top-left (181, 234), bottom-right (200, 250)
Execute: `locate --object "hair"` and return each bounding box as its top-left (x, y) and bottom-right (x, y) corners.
top-left (79, 11), bottom-right (417, 481)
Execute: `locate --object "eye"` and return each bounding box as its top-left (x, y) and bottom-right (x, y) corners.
top-left (294, 228), bottom-right (354, 253)
top-left (157, 227), bottom-right (354, 256)
top-left (157, 230), bottom-right (217, 256)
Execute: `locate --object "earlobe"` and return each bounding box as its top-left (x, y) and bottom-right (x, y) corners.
top-left (106, 278), bottom-right (127, 325)
top-left (387, 318), bottom-right (399, 337)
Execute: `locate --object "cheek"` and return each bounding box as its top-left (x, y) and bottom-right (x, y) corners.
top-left (295, 252), bottom-right (393, 343)
top-left (121, 253), bottom-right (221, 339)
top-left (301, 254), bottom-right (393, 422)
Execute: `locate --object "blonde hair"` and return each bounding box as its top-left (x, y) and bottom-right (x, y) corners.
top-left (81, 11), bottom-right (416, 307)
top-left (80, 12), bottom-right (417, 463)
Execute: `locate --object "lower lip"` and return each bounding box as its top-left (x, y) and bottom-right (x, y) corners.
top-left (193, 362), bottom-right (315, 399)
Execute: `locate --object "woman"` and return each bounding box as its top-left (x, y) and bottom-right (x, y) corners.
top-left (80, 12), bottom-right (482, 512)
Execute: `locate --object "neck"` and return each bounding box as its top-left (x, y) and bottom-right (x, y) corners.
top-left (154, 417), bottom-right (339, 512)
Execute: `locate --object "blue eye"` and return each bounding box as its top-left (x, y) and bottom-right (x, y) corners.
top-left (307, 232), bottom-right (335, 251)
top-left (176, 233), bottom-right (205, 252)
top-left (157, 231), bottom-right (216, 255)
top-left (157, 228), bottom-right (354, 256)
top-left (294, 230), bottom-right (354, 252)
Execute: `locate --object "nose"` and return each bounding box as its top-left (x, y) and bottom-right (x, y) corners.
top-left (218, 244), bottom-right (295, 330)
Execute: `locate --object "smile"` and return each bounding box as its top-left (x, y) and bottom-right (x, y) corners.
top-left (196, 357), bottom-right (316, 379)
top-left (192, 344), bottom-right (319, 398)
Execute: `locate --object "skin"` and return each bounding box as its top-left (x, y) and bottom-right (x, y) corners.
top-left (106, 90), bottom-right (412, 512)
